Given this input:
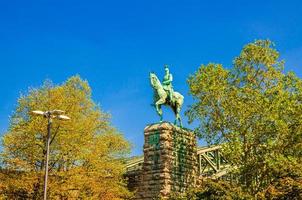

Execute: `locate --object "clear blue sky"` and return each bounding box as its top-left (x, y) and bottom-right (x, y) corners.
top-left (1, 0), bottom-right (302, 155)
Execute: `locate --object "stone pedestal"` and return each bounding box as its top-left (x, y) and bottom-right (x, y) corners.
top-left (136, 122), bottom-right (197, 200)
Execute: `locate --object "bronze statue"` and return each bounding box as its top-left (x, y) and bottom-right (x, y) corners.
top-left (149, 65), bottom-right (184, 126)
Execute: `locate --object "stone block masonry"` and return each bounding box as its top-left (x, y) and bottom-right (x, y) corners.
top-left (135, 122), bottom-right (197, 200)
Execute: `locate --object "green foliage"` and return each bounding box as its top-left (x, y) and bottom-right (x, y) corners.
top-left (169, 179), bottom-right (251, 200)
top-left (0, 76), bottom-right (132, 199)
top-left (257, 177), bottom-right (302, 200)
top-left (187, 40), bottom-right (302, 194)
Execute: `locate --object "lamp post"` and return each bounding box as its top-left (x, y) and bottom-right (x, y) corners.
top-left (32, 110), bottom-right (70, 200)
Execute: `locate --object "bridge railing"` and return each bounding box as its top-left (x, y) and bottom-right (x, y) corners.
top-left (125, 156), bottom-right (144, 173)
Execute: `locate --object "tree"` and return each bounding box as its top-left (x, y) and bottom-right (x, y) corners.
top-left (0, 76), bottom-right (132, 199)
top-left (169, 179), bottom-right (251, 200)
top-left (186, 40), bottom-right (302, 194)
top-left (257, 177), bottom-right (302, 200)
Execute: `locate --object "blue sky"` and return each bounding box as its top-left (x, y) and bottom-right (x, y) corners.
top-left (1, 0), bottom-right (302, 155)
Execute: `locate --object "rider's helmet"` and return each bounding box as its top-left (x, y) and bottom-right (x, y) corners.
top-left (164, 65), bottom-right (169, 73)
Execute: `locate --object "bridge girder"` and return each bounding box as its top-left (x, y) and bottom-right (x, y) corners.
top-left (125, 145), bottom-right (231, 179)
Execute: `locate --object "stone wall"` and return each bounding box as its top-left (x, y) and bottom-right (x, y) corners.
top-left (135, 122), bottom-right (197, 200)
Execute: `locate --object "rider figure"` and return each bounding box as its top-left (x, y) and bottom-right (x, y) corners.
top-left (162, 65), bottom-right (174, 102)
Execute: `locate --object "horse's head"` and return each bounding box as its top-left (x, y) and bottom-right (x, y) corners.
top-left (149, 72), bottom-right (160, 89)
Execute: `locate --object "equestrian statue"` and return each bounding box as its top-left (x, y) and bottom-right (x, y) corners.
top-left (149, 65), bottom-right (184, 127)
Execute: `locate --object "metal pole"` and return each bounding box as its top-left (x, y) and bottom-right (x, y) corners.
top-left (43, 114), bottom-right (52, 200)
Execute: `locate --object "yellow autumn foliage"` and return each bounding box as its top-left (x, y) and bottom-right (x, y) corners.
top-left (0, 76), bottom-right (132, 199)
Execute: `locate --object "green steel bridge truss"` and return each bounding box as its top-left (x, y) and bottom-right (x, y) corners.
top-left (125, 145), bottom-right (231, 179)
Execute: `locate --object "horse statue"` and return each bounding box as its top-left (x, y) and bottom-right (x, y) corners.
top-left (149, 72), bottom-right (184, 127)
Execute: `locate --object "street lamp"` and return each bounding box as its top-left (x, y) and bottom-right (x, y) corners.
top-left (31, 110), bottom-right (70, 200)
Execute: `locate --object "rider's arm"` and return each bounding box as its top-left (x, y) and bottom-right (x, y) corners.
top-left (163, 74), bottom-right (173, 84)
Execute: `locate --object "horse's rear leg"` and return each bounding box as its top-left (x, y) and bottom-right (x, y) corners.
top-left (172, 105), bottom-right (181, 127)
top-left (176, 105), bottom-right (182, 127)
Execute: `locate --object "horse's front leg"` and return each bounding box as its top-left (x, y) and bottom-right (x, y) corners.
top-left (156, 98), bottom-right (165, 122)
top-left (158, 105), bottom-right (163, 122)
top-left (177, 114), bottom-right (182, 127)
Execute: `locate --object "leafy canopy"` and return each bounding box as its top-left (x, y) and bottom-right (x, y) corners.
top-left (0, 76), bottom-right (132, 200)
top-left (187, 40), bottom-right (302, 194)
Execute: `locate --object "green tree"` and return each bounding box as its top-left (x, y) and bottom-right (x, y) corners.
top-left (257, 177), bottom-right (302, 200)
top-left (169, 179), bottom-right (251, 200)
top-left (0, 76), bottom-right (132, 199)
top-left (187, 40), bottom-right (302, 194)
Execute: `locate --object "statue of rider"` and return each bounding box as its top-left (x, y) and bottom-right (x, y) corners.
top-left (162, 65), bottom-right (174, 102)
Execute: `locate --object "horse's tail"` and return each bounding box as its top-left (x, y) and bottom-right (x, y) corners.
top-left (174, 93), bottom-right (184, 107)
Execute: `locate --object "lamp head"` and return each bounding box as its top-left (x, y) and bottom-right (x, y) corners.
top-left (31, 110), bottom-right (45, 116)
top-left (57, 115), bottom-right (71, 120)
top-left (51, 110), bottom-right (65, 115)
